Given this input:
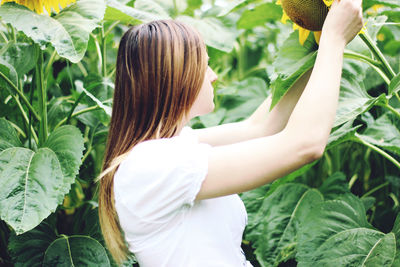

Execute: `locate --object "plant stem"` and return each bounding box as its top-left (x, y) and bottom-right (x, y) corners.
top-left (343, 50), bottom-right (390, 84)
top-left (13, 97), bottom-right (38, 144)
top-left (44, 49), bottom-right (57, 82)
top-left (354, 133), bottom-right (400, 169)
top-left (359, 32), bottom-right (395, 80)
top-left (0, 70), bottom-right (40, 121)
top-left (362, 181), bottom-right (389, 198)
top-left (344, 50), bottom-right (381, 68)
top-left (395, 92), bottom-right (400, 102)
top-left (54, 106), bottom-right (102, 130)
top-left (381, 103), bottom-right (400, 120)
top-left (101, 24), bottom-right (107, 77)
top-left (104, 20), bottom-right (120, 37)
top-left (9, 120), bottom-right (26, 139)
top-left (36, 46), bottom-right (47, 146)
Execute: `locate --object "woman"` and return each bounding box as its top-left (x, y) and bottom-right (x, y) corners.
top-left (98, 0), bottom-right (363, 266)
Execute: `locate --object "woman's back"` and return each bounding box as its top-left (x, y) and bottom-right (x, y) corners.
top-left (114, 128), bottom-right (249, 266)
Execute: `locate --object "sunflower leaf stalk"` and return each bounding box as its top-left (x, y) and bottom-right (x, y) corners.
top-left (359, 32), bottom-right (396, 81)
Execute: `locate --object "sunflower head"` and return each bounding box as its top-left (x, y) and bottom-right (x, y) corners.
top-left (277, 0), bottom-right (333, 45)
top-left (1, 0), bottom-right (76, 14)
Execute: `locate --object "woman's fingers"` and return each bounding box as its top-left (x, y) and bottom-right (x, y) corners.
top-left (322, 0), bottom-right (363, 45)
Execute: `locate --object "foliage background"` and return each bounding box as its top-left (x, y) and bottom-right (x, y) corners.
top-left (0, 0), bottom-right (399, 266)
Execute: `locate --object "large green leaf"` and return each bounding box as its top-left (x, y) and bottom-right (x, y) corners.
top-left (0, 42), bottom-right (37, 77)
top-left (270, 31), bottom-right (318, 108)
top-left (0, 120), bottom-right (84, 234)
top-left (391, 213), bottom-right (400, 265)
top-left (104, 0), bottom-right (170, 24)
top-left (297, 194), bottom-right (396, 266)
top-left (318, 172), bottom-right (350, 200)
top-left (177, 15), bottom-right (239, 52)
top-left (246, 183), bottom-right (323, 267)
top-left (334, 65), bottom-right (386, 127)
top-left (0, 118), bottom-right (22, 150)
top-left (8, 221), bottom-right (57, 267)
top-left (357, 112), bottom-right (400, 155)
top-left (237, 3), bottom-right (282, 30)
top-left (43, 235), bottom-right (110, 267)
top-left (217, 77), bottom-right (268, 123)
top-left (0, 0), bottom-right (106, 63)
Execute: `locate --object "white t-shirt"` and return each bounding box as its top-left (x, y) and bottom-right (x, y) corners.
top-left (114, 127), bottom-right (251, 267)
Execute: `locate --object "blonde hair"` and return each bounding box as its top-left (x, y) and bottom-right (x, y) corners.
top-left (97, 20), bottom-right (208, 265)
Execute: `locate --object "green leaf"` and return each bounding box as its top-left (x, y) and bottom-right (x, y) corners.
top-left (318, 172), bottom-right (350, 200)
top-left (265, 161), bottom-right (317, 198)
top-left (217, 0), bottom-right (247, 17)
top-left (246, 183), bottom-right (323, 267)
top-left (237, 3), bottom-right (282, 30)
top-left (297, 194), bottom-right (396, 267)
top-left (135, 0), bottom-right (186, 17)
top-left (177, 15), bottom-right (239, 52)
top-left (104, 0), bottom-right (170, 24)
top-left (43, 235), bottom-right (110, 267)
top-left (43, 125), bottom-right (85, 182)
top-left (357, 112), bottom-right (400, 155)
top-left (75, 80), bottom-right (112, 116)
top-left (270, 31), bottom-right (318, 108)
top-left (217, 77), bottom-right (268, 123)
top-left (0, 0), bottom-right (106, 63)
top-left (0, 42), bottom-right (37, 77)
top-left (47, 98), bottom-right (73, 131)
top-left (0, 118), bottom-right (22, 151)
top-left (8, 221), bottom-right (57, 267)
top-left (0, 59), bottom-right (19, 97)
top-left (334, 66), bottom-right (385, 127)
top-left (327, 121), bottom-right (361, 149)
top-left (364, 0), bottom-right (400, 10)
top-left (0, 124), bottom-right (84, 234)
top-left (392, 213), bottom-right (400, 265)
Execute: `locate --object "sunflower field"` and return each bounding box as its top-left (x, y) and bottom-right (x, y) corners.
top-left (0, 0), bottom-right (399, 266)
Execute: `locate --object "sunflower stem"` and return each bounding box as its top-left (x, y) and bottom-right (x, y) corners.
top-left (44, 49), bottom-right (57, 83)
top-left (35, 45), bottom-right (47, 146)
top-left (359, 32), bottom-right (395, 80)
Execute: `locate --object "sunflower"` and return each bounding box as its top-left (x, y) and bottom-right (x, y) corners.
top-left (0, 0), bottom-right (76, 14)
top-left (277, 0), bottom-right (334, 45)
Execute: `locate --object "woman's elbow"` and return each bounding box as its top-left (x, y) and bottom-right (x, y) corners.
top-left (297, 135), bottom-right (327, 164)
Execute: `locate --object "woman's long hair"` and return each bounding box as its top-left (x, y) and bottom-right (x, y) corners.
top-left (97, 20), bottom-right (208, 265)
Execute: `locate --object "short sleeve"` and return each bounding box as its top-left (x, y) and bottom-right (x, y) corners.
top-left (114, 130), bottom-right (211, 223)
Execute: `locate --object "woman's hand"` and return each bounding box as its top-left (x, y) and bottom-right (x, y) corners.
top-left (321, 0), bottom-right (364, 46)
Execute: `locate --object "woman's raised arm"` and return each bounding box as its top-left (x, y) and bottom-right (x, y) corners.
top-left (196, 0), bottom-right (364, 200)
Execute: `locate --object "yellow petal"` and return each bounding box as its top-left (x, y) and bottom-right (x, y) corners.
top-left (298, 27), bottom-right (310, 45)
top-left (293, 23), bottom-right (299, 31)
top-left (314, 31), bottom-right (322, 44)
top-left (322, 0), bottom-right (333, 7)
top-left (276, 0), bottom-right (281, 5)
top-left (281, 11), bottom-right (290, 24)
top-left (359, 22), bottom-right (368, 34)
